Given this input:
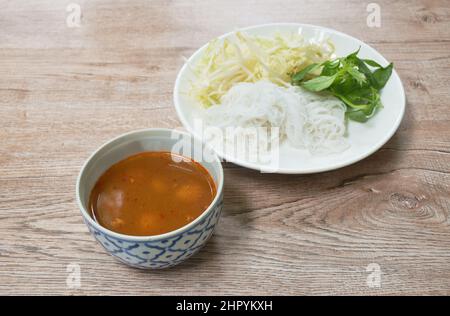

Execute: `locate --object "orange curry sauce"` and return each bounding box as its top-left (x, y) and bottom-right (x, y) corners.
top-left (89, 152), bottom-right (216, 236)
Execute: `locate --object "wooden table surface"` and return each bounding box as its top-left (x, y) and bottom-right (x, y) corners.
top-left (1, 0), bottom-right (450, 296)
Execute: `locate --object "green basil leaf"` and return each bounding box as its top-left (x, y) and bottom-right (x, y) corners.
top-left (291, 63), bottom-right (319, 84)
top-left (320, 59), bottom-right (341, 76)
top-left (344, 48), bottom-right (361, 62)
top-left (363, 59), bottom-right (383, 68)
top-left (355, 59), bottom-right (377, 87)
top-left (346, 67), bottom-right (366, 85)
top-left (373, 63), bottom-right (393, 89)
top-left (302, 74), bottom-right (337, 92)
top-left (347, 110), bottom-right (369, 122)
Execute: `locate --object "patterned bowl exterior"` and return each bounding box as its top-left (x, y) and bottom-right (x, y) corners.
top-left (84, 197), bottom-right (222, 269)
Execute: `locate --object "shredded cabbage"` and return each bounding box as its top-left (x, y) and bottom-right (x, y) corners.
top-left (189, 31), bottom-right (335, 107)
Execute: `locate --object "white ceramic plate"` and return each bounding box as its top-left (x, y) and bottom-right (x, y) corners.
top-left (173, 23), bottom-right (405, 174)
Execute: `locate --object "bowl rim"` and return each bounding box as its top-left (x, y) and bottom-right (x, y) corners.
top-left (173, 22), bottom-right (406, 174)
top-left (75, 128), bottom-right (224, 242)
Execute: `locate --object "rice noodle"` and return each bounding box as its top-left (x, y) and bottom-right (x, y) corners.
top-left (203, 81), bottom-right (349, 157)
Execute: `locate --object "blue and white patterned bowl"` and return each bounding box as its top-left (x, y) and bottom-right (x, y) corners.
top-left (76, 128), bottom-right (224, 269)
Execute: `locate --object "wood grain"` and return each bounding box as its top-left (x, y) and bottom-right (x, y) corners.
top-left (1, 0), bottom-right (450, 295)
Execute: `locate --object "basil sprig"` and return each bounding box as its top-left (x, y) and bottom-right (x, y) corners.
top-left (291, 49), bottom-right (393, 122)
